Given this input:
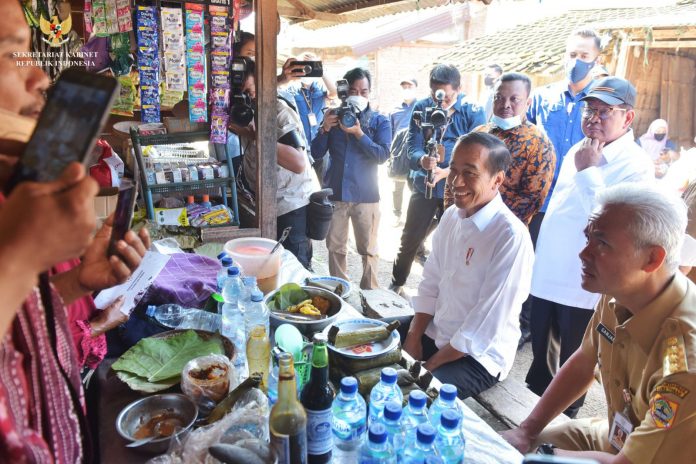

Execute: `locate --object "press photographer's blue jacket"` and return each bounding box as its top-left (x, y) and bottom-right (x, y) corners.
top-left (408, 95), bottom-right (486, 199)
top-left (311, 108), bottom-right (391, 203)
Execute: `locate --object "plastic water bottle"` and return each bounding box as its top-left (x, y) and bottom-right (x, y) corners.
top-left (428, 384), bottom-right (462, 428)
top-left (435, 410), bottom-right (465, 464)
top-left (401, 423), bottom-right (438, 464)
top-left (332, 377), bottom-right (367, 463)
top-left (241, 275), bottom-right (259, 303)
top-left (368, 367), bottom-right (403, 426)
top-left (146, 304), bottom-right (220, 332)
top-left (221, 267), bottom-right (246, 375)
top-left (359, 423), bottom-right (396, 464)
top-left (217, 256), bottom-right (234, 291)
top-left (402, 390), bottom-right (430, 443)
top-left (382, 401), bottom-right (406, 451)
top-left (244, 289), bottom-right (269, 338)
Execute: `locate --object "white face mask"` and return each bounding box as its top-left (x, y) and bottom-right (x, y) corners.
top-left (402, 88), bottom-right (416, 102)
top-left (491, 114), bottom-right (522, 130)
top-left (346, 95), bottom-right (369, 112)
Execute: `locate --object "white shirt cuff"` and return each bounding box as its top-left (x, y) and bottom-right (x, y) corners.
top-left (411, 295), bottom-right (437, 316)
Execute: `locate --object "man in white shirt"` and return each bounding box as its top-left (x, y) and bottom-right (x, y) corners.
top-left (403, 132), bottom-right (534, 398)
top-left (526, 77), bottom-right (654, 417)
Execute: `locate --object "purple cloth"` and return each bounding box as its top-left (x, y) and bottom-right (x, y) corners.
top-left (140, 253), bottom-right (220, 309)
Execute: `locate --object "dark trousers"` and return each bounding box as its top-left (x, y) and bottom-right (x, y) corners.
top-left (422, 335), bottom-right (499, 399)
top-left (525, 296), bottom-right (594, 418)
top-left (520, 212), bottom-right (545, 333)
top-left (391, 191), bottom-right (444, 286)
top-left (278, 205), bottom-right (311, 269)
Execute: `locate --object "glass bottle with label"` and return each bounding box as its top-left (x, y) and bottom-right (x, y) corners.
top-left (300, 333), bottom-right (335, 463)
top-left (270, 352), bottom-right (308, 464)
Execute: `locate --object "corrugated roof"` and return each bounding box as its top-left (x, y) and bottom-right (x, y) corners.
top-left (431, 2), bottom-right (696, 77)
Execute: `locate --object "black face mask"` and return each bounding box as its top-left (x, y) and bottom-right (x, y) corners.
top-left (654, 133), bottom-right (666, 142)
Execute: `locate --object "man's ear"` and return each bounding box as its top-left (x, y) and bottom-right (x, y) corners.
top-left (624, 109), bottom-right (636, 130)
top-left (493, 170), bottom-right (505, 189)
top-left (642, 245), bottom-right (667, 273)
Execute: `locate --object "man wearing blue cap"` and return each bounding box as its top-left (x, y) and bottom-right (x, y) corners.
top-left (526, 76), bottom-right (654, 418)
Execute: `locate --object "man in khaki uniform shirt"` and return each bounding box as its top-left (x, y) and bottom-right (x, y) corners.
top-left (503, 183), bottom-right (696, 463)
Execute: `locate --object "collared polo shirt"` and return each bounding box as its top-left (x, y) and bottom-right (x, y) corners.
top-left (531, 130), bottom-right (654, 309)
top-left (411, 194), bottom-right (534, 379)
top-left (581, 273), bottom-right (696, 463)
top-left (527, 80), bottom-right (594, 211)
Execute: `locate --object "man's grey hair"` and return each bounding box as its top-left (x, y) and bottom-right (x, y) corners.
top-left (597, 184), bottom-right (687, 271)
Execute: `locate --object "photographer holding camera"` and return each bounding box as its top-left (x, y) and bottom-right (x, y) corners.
top-left (390, 65), bottom-right (486, 296)
top-left (310, 68), bottom-right (392, 290)
top-left (230, 56), bottom-right (314, 269)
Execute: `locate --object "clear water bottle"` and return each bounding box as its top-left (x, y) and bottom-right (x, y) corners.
top-left (359, 423), bottom-right (396, 464)
top-left (146, 304), bottom-right (220, 332)
top-left (435, 410), bottom-right (464, 464)
top-left (429, 384), bottom-right (461, 428)
top-left (402, 390), bottom-right (430, 443)
top-left (368, 367), bottom-right (403, 426)
top-left (382, 401), bottom-right (406, 452)
top-left (332, 377), bottom-right (367, 464)
top-left (244, 289), bottom-right (269, 337)
top-left (221, 267), bottom-right (246, 375)
top-left (401, 423), bottom-right (438, 464)
top-left (217, 256), bottom-right (234, 291)
top-left (241, 275), bottom-right (259, 304)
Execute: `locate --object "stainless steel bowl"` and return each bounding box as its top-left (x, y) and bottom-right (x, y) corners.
top-left (266, 285), bottom-right (343, 336)
top-left (116, 393), bottom-right (198, 454)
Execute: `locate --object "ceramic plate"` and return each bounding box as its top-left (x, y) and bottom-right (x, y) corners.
top-left (305, 276), bottom-right (352, 299)
top-left (322, 318), bottom-right (400, 359)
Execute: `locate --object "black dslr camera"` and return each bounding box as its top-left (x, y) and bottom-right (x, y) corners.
top-left (412, 89), bottom-right (448, 199)
top-left (332, 79), bottom-right (359, 128)
top-left (229, 57), bottom-right (254, 126)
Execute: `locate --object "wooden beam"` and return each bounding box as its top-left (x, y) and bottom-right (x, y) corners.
top-left (256, 0), bottom-right (278, 239)
top-left (626, 40), bottom-right (696, 48)
top-left (278, 3), bottom-right (346, 22)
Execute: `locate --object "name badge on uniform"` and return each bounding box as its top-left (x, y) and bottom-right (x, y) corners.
top-left (596, 323), bottom-right (615, 344)
top-left (609, 411), bottom-right (633, 451)
top-left (308, 112), bottom-right (318, 127)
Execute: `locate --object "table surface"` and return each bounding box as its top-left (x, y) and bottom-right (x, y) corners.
top-left (97, 251), bottom-right (523, 463)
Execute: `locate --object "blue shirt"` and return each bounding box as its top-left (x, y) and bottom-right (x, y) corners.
top-left (408, 95), bottom-right (486, 199)
top-left (390, 100), bottom-right (416, 135)
top-left (527, 80), bottom-right (593, 211)
top-left (310, 109), bottom-right (392, 203)
top-left (285, 81), bottom-right (328, 150)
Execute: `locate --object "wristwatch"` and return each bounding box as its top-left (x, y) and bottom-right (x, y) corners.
top-left (536, 443), bottom-right (556, 455)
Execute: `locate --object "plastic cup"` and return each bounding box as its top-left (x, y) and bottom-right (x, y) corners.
top-left (224, 237), bottom-right (283, 294)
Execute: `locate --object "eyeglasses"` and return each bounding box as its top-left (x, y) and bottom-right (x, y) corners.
top-left (582, 106), bottom-right (628, 121)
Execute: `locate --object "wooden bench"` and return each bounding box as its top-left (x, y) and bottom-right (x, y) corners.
top-left (473, 377), bottom-right (571, 429)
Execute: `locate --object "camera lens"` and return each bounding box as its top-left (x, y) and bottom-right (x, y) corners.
top-left (302, 65), bottom-right (312, 74)
top-left (340, 110), bottom-right (357, 128)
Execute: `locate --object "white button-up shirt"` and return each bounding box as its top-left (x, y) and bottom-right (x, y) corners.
top-left (531, 129), bottom-right (654, 309)
top-left (411, 194), bottom-right (534, 380)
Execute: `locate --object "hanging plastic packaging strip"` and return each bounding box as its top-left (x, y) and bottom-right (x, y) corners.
top-left (209, 5), bottom-right (232, 144)
top-left (185, 3), bottom-right (208, 123)
top-left (136, 5), bottom-right (161, 123)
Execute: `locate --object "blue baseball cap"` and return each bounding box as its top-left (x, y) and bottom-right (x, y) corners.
top-left (581, 77), bottom-right (636, 107)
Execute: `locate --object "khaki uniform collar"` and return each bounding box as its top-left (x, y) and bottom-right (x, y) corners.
top-left (609, 273), bottom-right (688, 354)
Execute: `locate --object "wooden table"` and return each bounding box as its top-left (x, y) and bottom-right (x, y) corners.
top-left (97, 251), bottom-right (523, 463)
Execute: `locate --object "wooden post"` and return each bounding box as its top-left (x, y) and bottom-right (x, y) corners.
top-left (256, 0), bottom-right (278, 239)
top-left (615, 32), bottom-right (631, 79)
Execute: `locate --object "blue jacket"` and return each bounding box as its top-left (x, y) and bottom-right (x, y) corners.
top-left (285, 81), bottom-right (328, 150)
top-left (408, 95), bottom-right (486, 199)
top-left (311, 108), bottom-right (392, 203)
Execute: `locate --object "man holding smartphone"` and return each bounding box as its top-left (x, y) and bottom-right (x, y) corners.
top-left (0, 1), bottom-right (150, 460)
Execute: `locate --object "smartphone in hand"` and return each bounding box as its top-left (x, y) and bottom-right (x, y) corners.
top-left (4, 67), bottom-right (119, 194)
top-left (107, 178), bottom-right (138, 256)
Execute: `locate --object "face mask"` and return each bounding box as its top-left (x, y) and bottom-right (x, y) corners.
top-left (402, 88), bottom-right (416, 102)
top-left (566, 59), bottom-right (595, 84)
top-left (347, 95), bottom-right (368, 113)
top-left (654, 133), bottom-right (666, 142)
top-left (491, 114), bottom-right (522, 131)
top-left (484, 76), bottom-right (495, 87)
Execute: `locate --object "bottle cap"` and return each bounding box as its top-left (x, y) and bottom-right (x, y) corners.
top-left (439, 384), bottom-right (457, 402)
top-left (416, 423), bottom-right (436, 445)
top-left (227, 267), bottom-right (240, 276)
top-left (221, 257), bottom-right (233, 267)
top-left (440, 409), bottom-right (461, 430)
top-left (251, 289), bottom-right (264, 302)
top-left (202, 194), bottom-right (210, 202)
top-left (368, 423), bottom-right (388, 444)
top-left (408, 390), bottom-right (427, 408)
top-left (381, 367), bottom-right (398, 384)
top-left (187, 195), bottom-right (195, 204)
top-left (212, 293), bottom-right (224, 303)
top-left (216, 251), bottom-right (228, 260)
top-left (312, 332), bottom-right (328, 344)
top-left (384, 401), bottom-right (402, 421)
top-left (146, 305), bottom-right (156, 317)
top-left (340, 377), bottom-right (358, 394)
